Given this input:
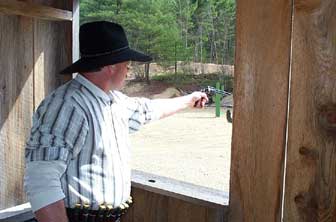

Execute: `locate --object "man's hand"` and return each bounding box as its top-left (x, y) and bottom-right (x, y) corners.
top-left (187, 92), bottom-right (209, 108)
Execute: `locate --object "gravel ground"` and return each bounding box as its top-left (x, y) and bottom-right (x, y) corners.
top-left (130, 107), bottom-right (232, 193)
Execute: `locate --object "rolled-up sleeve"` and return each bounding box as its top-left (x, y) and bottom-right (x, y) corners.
top-left (24, 161), bottom-right (67, 212)
top-left (24, 98), bottom-right (88, 212)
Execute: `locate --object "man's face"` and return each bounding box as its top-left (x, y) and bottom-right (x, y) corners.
top-left (108, 61), bottom-right (130, 89)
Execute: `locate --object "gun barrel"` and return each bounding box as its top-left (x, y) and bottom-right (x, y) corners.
top-left (202, 86), bottom-right (231, 96)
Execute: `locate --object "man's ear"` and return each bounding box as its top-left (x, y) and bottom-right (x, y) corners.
top-left (106, 65), bottom-right (116, 76)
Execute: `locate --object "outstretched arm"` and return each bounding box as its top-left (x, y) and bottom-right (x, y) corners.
top-left (122, 91), bottom-right (208, 133)
top-left (152, 92), bottom-right (208, 119)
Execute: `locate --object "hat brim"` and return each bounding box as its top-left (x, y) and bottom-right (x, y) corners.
top-left (59, 48), bottom-right (152, 74)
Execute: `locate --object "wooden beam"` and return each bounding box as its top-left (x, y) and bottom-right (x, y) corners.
top-left (228, 0), bottom-right (292, 221)
top-left (125, 187), bottom-right (228, 222)
top-left (283, 0), bottom-right (336, 221)
top-left (0, 203), bottom-right (34, 221)
top-left (60, 0), bottom-right (79, 80)
top-left (131, 170), bottom-right (229, 209)
top-left (72, 0), bottom-right (79, 62)
top-left (0, 0), bottom-right (72, 21)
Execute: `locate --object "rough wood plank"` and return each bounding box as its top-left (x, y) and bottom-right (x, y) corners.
top-left (143, 190), bottom-right (168, 222)
top-left (0, 0), bottom-right (72, 21)
top-left (0, 203), bottom-right (34, 221)
top-left (167, 196), bottom-right (206, 222)
top-left (283, 0), bottom-right (336, 221)
top-left (131, 169), bottom-right (228, 209)
top-left (229, 0), bottom-right (292, 221)
top-left (129, 187), bottom-right (146, 222)
top-left (128, 188), bottom-right (169, 222)
top-left (122, 187), bottom-right (227, 222)
top-left (32, 0), bottom-right (73, 11)
top-left (0, 15), bottom-right (34, 210)
top-left (0, 0), bottom-right (73, 211)
top-left (61, 0), bottom-right (79, 79)
top-left (205, 207), bottom-right (227, 222)
top-left (33, 18), bottom-right (72, 107)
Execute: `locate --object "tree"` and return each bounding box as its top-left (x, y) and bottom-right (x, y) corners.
top-left (80, 0), bottom-right (236, 65)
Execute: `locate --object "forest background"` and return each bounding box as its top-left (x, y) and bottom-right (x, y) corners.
top-left (80, 0), bottom-right (236, 67)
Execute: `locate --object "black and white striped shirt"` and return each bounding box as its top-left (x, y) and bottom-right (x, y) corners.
top-left (24, 74), bottom-right (160, 211)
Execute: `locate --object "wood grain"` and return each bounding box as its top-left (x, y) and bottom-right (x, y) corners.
top-left (229, 0), bottom-right (292, 221)
top-left (0, 15), bottom-right (34, 210)
top-left (121, 187), bottom-right (227, 222)
top-left (32, 0), bottom-right (72, 11)
top-left (167, 196), bottom-right (206, 222)
top-left (0, 0), bottom-right (72, 21)
top-left (283, 0), bottom-right (336, 221)
top-left (59, 0), bottom-right (79, 78)
top-left (33, 18), bottom-right (72, 107)
top-left (0, 0), bottom-right (73, 210)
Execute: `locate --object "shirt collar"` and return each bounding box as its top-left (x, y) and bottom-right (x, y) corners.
top-left (74, 74), bottom-right (113, 104)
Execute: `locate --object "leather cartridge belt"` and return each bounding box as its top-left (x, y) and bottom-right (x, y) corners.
top-left (66, 196), bottom-right (133, 222)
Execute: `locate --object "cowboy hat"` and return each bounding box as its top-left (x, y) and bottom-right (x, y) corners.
top-left (60, 21), bottom-right (152, 74)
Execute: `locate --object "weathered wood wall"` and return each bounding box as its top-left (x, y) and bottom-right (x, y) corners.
top-left (0, 1), bottom-right (74, 210)
top-left (33, 0), bottom-right (73, 106)
top-left (284, 0), bottom-right (336, 221)
top-left (230, 0), bottom-right (336, 221)
top-left (0, 14), bottom-right (34, 211)
top-left (122, 187), bottom-right (227, 222)
top-left (33, 19), bottom-right (71, 106)
top-left (228, 0), bottom-right (292, 221)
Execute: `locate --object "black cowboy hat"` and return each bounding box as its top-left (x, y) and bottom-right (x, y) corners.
top-left (60, 21), bottom-right (152, 74)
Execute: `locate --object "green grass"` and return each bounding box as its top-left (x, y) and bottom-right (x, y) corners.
top-left (151, 72), bottom-right (234, 91)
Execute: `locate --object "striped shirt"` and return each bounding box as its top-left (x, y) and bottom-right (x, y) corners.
top-left (24, 74), bottom-right (160, 211)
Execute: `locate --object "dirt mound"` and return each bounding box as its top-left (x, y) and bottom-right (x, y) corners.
top-left (122, 80), bottom-right (173, 98)
top-left (128, 62), bottom-right (234, 79)
top-left (152, 87), bottom-right (181, 99)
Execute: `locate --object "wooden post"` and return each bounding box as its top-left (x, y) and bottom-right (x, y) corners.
top-left (215, 82), bottom-right (221, 117)
top-left (145, 63), bottom-right (150, 85)
top-left (64, 0), bottom-right (79, 80)
top-left (228, 0), bottom-right (292, 221)
top-left (283, 0), bottom-right (336, 221)
top-left (72, 0), bottom-right (80, 66)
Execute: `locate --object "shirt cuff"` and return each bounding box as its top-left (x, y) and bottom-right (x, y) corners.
top-left (29, 189), bottom-right (65, 212)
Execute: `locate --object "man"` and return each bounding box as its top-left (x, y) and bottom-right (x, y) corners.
top-left (24, 21), bottom-right (208, 222)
